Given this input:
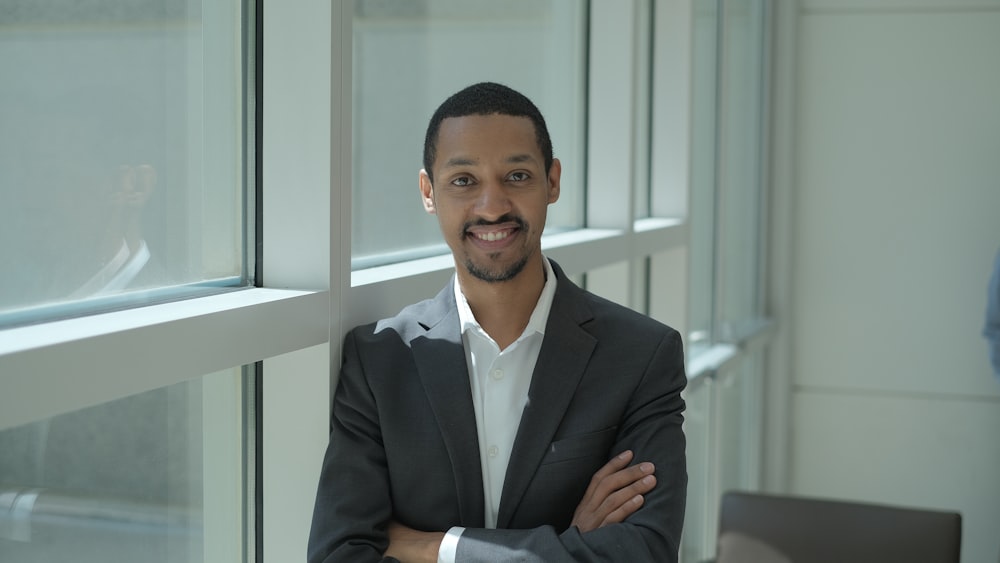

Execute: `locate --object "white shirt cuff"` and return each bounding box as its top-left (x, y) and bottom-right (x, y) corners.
top-left (436, 526), bottom-right (464, 563)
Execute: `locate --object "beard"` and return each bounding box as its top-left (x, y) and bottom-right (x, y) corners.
top-left (463, 252), bottom-right (529, 283)
top-left (461, 214), bottom-right (531, 283)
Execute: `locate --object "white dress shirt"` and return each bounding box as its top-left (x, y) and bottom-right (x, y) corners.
top-left (437, 257), bottom-right (557, 563)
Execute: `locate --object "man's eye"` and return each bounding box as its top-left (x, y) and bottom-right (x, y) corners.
top-left (508, 172), bottom-right (529, 182)
top-left (452, 176), bottom-right (473, 187)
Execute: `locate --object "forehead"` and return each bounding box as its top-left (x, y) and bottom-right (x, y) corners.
top-left (434, 114), bottom-right (541, 165)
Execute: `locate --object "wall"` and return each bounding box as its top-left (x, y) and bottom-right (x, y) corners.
top-left (784, 1), bottom-right (1000, 562)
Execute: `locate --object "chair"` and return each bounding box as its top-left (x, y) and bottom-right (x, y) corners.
top-left (711, 491), bottom-right (962, 563)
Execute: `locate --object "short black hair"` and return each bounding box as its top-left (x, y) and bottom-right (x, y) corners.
top-left (422, 82), bottom-right (553, 183)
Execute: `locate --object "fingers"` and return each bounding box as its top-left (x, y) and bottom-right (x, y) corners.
top-left (593, 457), bottom-right (655, 498)
top-left (586, 452), bottom-right (654, 501)
top-left (601, 487), bottom-right (646, 527)
top-left (587, 449), bottom-right (635, 486)
top-left (571, 450), bottom-right (657, 532)
top-left (591, 459), bottom-right (656, 526)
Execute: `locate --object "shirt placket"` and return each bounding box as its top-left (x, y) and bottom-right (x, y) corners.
top-left (482, 348), bottom-right (508, 526)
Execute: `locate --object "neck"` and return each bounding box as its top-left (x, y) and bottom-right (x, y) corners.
top-left (458, 256), bottom-right (547, 350)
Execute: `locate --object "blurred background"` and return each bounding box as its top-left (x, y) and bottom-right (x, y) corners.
top-left (1, 1), bottom-right (998, 562)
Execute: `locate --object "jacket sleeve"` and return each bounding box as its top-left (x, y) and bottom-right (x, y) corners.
top-left (307, 329), bottom-right (397, 563)
top-left (455, 330), bottom-right (688, 562)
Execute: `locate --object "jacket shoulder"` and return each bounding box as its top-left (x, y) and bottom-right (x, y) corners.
top-left (560, 278), bottom-right (680, 344)
top-left (350, 285), bottom-right (453, 345)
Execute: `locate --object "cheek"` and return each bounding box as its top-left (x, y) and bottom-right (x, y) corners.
top-left (433, 207), bottom-right (465, 233)
top-left (527, 197), bottom-right (552, 222)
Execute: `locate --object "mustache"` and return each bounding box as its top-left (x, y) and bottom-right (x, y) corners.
top-left (462, 214), bottom-right (527, 232)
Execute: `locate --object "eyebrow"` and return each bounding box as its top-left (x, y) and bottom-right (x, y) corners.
top-left (442, 157), bottom-right (477, 169)
top-left (506, 154), bottom-right (536, 165)
top-left (441, 154), bottom-right (537, 169)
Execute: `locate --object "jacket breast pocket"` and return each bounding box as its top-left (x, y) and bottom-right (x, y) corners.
top-left (540, 426), bottom-right (619, 466)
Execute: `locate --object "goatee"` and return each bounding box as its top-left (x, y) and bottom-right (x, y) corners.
top-left (460, 214), bottom-right (530, 283)
top-left (464, 254), bottom-right (529, 283)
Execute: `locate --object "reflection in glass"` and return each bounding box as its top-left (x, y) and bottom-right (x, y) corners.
top-left (0, 1), bottom-right (248, 319)
top-left (0, 368), bottom-right (249, 563)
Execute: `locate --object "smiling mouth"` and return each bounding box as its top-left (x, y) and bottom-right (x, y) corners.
top-left (474, 230), bottom-right (512, 242)
top-left (465, 216), bottom-right (525, 244)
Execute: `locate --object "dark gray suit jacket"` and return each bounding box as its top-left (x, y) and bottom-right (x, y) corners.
top-left (308, 260), bottom-right (687, 562)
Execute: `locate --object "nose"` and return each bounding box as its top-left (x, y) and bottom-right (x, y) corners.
top-left (473, 179), bottom-right (512, 221)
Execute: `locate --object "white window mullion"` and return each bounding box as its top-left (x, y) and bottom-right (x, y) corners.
top-left (587, 0), bottom-right (639, 232)
top-left (259, 0), bottom-right (349, 561)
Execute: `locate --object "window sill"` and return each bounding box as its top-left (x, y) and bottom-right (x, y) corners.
top-left (0, 288), bottom-right (330, 431)
top-left (685, 317), bottom-right (775, 387)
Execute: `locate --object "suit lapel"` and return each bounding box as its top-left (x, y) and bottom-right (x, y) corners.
top-left (410, 281), bottom-right (486, 528)
top-left (496, 269), bottom-right (597, 528)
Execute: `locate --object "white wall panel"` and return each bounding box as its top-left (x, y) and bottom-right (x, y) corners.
top-left (791, 391), bottom-right (1000, 563)
top-left (794, 10), bottom-right (1000, 396)
top-left (786, 4), bottom-right (1000, 563)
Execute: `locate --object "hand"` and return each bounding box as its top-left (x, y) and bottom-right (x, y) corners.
top-left (383, 520), bottom-right (446, 563)
top-left (571, 450), bottom-right (656, 532)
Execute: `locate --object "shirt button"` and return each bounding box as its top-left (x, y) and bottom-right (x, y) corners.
top-left (488, 445), bottom-right (499, 458)
top-left (491, 369), bottom-right (504, 381)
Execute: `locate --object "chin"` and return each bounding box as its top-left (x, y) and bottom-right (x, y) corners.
top-left (464, 255), bottom-right (529, 284)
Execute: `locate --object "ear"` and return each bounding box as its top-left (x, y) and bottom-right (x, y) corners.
top-left (419, 169), bottom-right (436, 214)
top-left (547, 158), bottom-right (562, 204)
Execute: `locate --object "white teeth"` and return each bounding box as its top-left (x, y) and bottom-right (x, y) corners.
top-left (477, 231), bottom-right (509, 242)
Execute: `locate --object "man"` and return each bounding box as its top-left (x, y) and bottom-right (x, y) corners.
top-left (308, 82), bottom-right (687, 562)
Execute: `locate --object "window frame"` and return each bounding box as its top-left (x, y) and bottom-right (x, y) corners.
top-left (0, 1), bottom-right (778, 561)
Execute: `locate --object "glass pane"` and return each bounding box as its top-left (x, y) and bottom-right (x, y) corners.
top-left (649, 248), bottom-right (688, 335)
top-left (351, 0), bottom-right (587, 268)
top-left (0, 1), bottom-right (249, 321)
top-left (0, 367), bottom-right (250, 563)
top-left (584, 261), bottom-right (631, 309)
top-left (715, 352), bottom-right (762, 495)
top-left (717, 0), bottom-right (765, 339)
top-left (687, 0), bottom-right (719, 356)
top-left (633, 0), bottom-right (652, 220)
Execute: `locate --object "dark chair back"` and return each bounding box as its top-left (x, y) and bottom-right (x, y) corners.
top-left (716, 491), bottom-right (962, 563)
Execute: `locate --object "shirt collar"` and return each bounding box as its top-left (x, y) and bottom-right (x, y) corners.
top-left (455, 256), bottom-right (557, 338)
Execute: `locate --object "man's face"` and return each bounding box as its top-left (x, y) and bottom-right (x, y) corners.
top-left (420, 114), bottom-right (560, 283)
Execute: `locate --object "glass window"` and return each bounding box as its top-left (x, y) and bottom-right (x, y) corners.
top-left (688, 0), bottom-right (768, 351)
top-left (717, 0), bottom-right (766, 340)
top-left (715, 351), bottom-right (763, 498)
top-left (0, 0), bottom-right (250, 323)
top-left (680, 2), bottom-right (770, 559)
top-left (649, 247), bottom-right (687, 334)
top-left (584, 261), bottom-right (632, 308)
top-left (351, 0), bottom-right (588, 268)
top-left (632, 0), bottom-right (653, 221)
top-left (687, 0), bottom-right (720, 357)
top-left (0, 367), bottom-right (252, 563)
